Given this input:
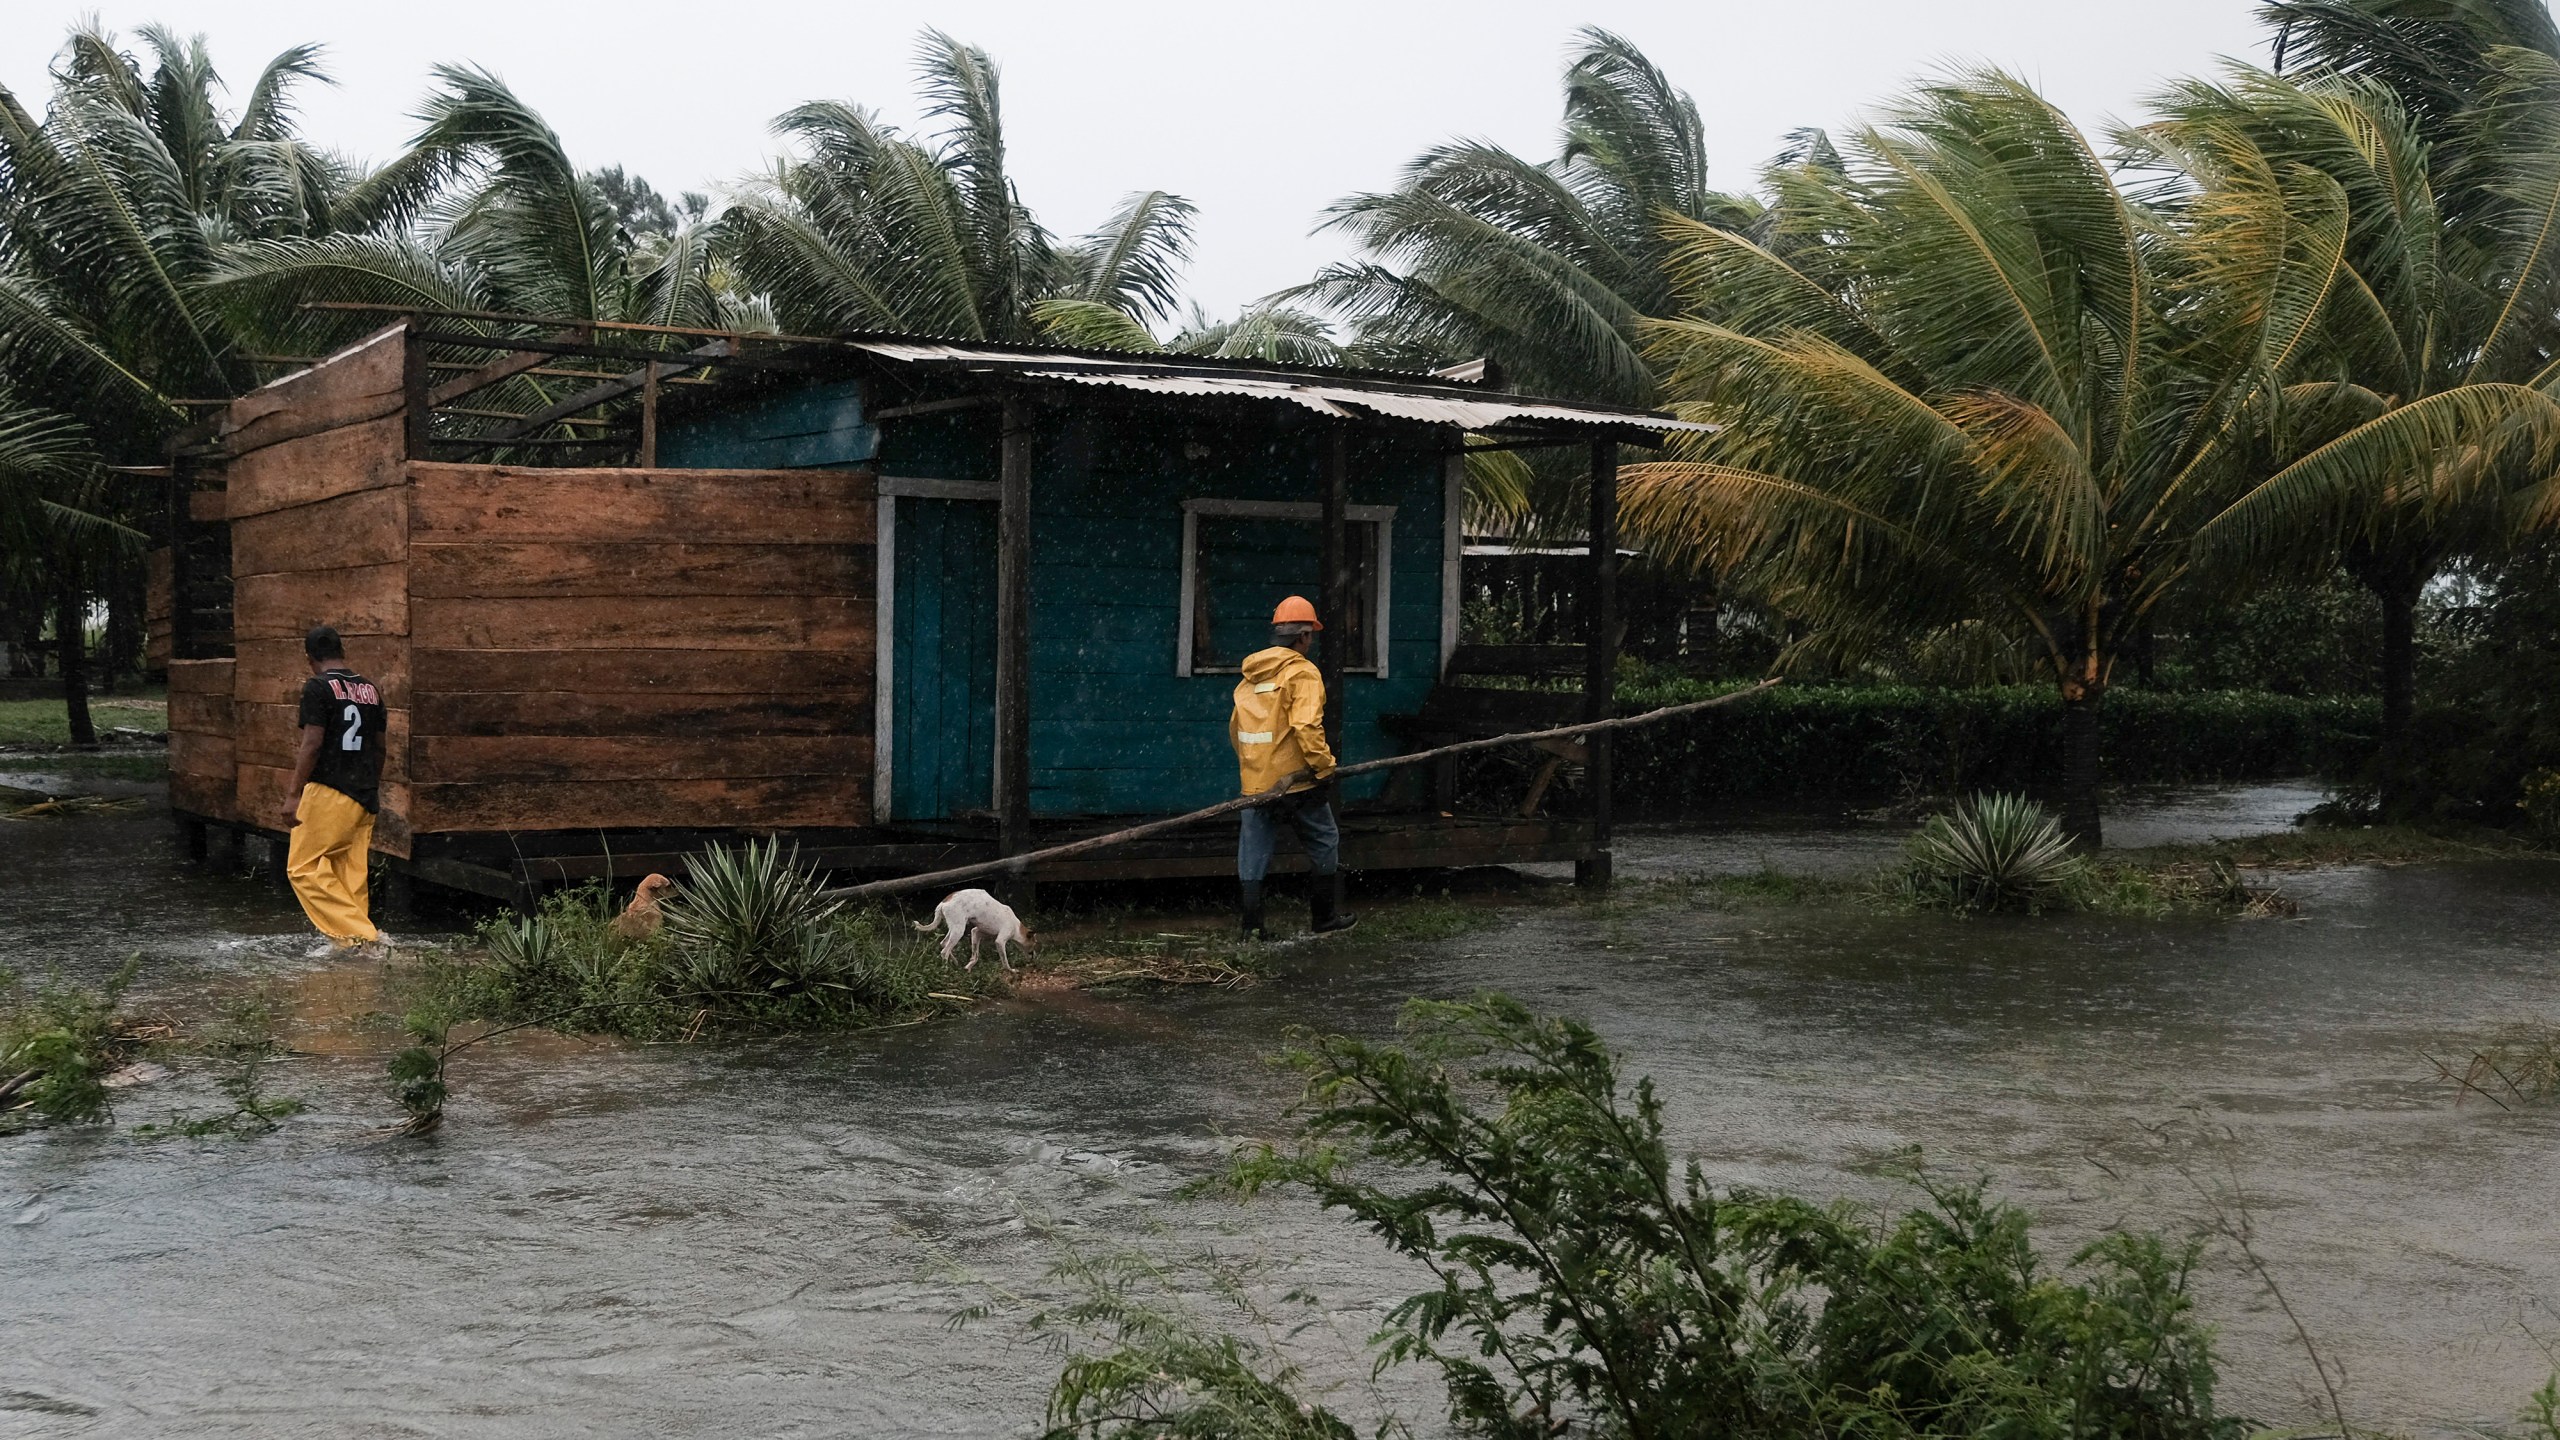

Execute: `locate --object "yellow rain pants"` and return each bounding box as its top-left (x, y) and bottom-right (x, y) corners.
top-left (287, 782), bottom-right (378, 944)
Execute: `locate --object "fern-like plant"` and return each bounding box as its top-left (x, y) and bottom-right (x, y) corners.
top-left (1900, 792), bottom-right (2085, 913)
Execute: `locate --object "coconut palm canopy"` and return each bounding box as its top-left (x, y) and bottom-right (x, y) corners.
top-left (2144, 44), bottom-right (2560, 809)
top-left (1615, 71), bottom-right (2421, 843)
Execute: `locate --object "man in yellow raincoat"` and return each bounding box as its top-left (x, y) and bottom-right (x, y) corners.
top-left (1230, 596), bottom-right (1356, 939)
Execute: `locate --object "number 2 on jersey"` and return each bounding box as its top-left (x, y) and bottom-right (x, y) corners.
top-left (340, 703), bottom-right (364, 751)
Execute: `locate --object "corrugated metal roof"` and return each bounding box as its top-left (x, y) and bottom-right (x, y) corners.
top-left (849, 339), bottom-right (1712, 438)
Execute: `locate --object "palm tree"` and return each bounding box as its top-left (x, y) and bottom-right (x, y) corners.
top-left (1306, 27), bottom-right (1757, 407)
top-left (210, 61), bottom-right (737, 356)
top-left (725, 30), bottom-right (1195, 345)
top-left (2148, 56), bottom-right (2560, 813)
top-left (1617, 71), bottom-right (2388, 846)
top-left (0, 23), bottom-right (347, 720)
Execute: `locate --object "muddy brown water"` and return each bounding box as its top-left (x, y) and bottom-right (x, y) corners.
top-left (4, 784), bottom-right (2556, 1437)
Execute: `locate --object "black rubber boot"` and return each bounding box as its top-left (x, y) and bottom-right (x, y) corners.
top-left (1309, 871), bottom-right (1358, 934)
top-left (1239, 880), bottom-right (1266, 940)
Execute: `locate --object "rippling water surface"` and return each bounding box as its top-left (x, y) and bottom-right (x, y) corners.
top-left (4, 783), bottom-right (2555, 1437)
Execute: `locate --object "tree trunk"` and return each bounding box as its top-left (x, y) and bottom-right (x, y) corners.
top-left (2060, 690), bottom-right (2103, 849)
top-left (102, 546), bottom-right (140, 692)
top-left (2345, 546), bottom-right (2429, 819)
top-left (2374, 581), bottom-right (2419, 817)
top-left (55, 558), bottom-right (95, 747)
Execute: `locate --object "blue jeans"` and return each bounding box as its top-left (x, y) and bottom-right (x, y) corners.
top-left (1238, 789), bottom-right (1339, 883)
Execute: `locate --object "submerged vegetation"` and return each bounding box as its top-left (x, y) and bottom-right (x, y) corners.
top-left (410, 839), bottom-right (995, 1043)
top-left (1041, 995), bottom-right (2256, 1438)
top-left (0, 959), bottom-right (141, 1131)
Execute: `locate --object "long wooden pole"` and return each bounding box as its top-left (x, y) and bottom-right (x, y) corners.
top-left (815, 678), bottom-right (1780, 902)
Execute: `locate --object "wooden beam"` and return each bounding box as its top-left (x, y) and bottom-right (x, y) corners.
top-left (639, 362), bottom-right (661, 468)
top-left (1578, 437), bottom-right (1619, 889)
top-left (872, 394), bottom-right (1002, 422)
top-left (302, 300), bottom-right (835, 346)
top-left (1319, 426), bottom-right (1350, 746)
top-left (487, 338), bottom-right (730, 441)
top-left (994, 390), bottom-right (1035, 896)
top-left (426, 326), bottom-right (593, 406)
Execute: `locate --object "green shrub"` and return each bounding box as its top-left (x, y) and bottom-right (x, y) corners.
top-left (1048, 996), bottom-right (2253, 1439)
top-left (1898, 792), bottom-right (2085, 913)
top-left (1455, 682), bottom-right (2379, 814)
top-left (0, 960), bottom-right (139, 1130)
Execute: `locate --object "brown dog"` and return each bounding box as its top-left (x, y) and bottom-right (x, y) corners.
top-left (609, 874), bottom-right (674, 945)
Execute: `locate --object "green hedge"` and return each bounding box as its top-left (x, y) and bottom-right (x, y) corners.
top-left (1457, 682), bottom-right (2378, 812)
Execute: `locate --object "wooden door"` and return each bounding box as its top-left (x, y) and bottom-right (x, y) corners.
top-left (891, 497), bottom-right (998, 821)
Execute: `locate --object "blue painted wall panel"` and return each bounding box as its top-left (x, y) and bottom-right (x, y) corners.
top-left (656, 382), bottom-right (877, 470)
top-left (660, 374), bottom-right (1449, 820)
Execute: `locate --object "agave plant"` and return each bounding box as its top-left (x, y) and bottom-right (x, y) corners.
top-left (1901, 793), bottom-right (2084, 913)
top-left (659, 839), bottom-right (844, 998)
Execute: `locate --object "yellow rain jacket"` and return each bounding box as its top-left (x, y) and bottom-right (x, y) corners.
top-left (1231, 646), bottom-right (1336, 796)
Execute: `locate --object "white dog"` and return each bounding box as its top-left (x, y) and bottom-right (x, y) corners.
top-left (915, 887), bottom-right (1033, 971)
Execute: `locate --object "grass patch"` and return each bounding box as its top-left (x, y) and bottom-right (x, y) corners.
top-left (0, 693), bottom-right (165, 746)
top-left (2425, 1019), bottom-right (2560, 1109)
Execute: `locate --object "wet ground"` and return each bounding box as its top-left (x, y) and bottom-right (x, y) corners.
top-left (4, 782), bottom-right (2556, 1437)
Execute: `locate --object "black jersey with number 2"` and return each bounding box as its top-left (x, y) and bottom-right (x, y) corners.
top-left (298, 667), bottom-right (387, 812)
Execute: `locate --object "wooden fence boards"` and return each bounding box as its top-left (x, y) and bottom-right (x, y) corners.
top-left (221, 415), bottom-right (407, 519)
top-left (231, 565), bottom-right (409, 641)
top-left (410, 647), bottom-right (866, 696)
top-left (220, 326), bottom-right (408, 460)
top-left (413, 690), bottom-right (858, 738)
top-left (408, 595), bottom-right (868, 651)
top-left (394, 460), bottom-right (877, 834)
top-left (411, 734), bottom-right (866, 784)
top-left (408, 541), bottom-right (869, 598)
top-left (409, 775), bottom-right (867, 833)
top-left (408, 464), bottom-right (872, 542)
top-left (231, 488), bottom-right (409, 576)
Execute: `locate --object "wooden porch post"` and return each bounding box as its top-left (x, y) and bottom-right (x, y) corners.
top-left (1577, 437), bottom-right (1618, 888)
top-left (1319, 426), bottom-right (1351, 746)
top-left (995, 391), bottom-right (1036, 902)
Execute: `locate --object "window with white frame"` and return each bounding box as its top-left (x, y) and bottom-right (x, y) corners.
top-left (1177, 499), bottom-right (1394, 677)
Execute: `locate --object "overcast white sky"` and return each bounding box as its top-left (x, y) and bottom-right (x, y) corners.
top-left (1, 1), bottom-right (2276, 317)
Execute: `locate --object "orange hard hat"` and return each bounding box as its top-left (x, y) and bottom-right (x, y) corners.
top-left (1271, 595), bottom-right (1323, 630)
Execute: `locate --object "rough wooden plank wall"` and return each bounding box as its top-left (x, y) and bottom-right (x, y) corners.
top-left (166, 657), bottom-right (237, 820)
top-left (402, 462), bottom-right (877, 834)
top-left (216, 341), bottom-right (416, 856)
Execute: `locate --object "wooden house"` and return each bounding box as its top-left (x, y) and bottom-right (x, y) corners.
top-left (154, 314), bottom-right (1700, 905)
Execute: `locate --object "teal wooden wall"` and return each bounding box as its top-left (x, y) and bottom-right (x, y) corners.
top-left (656, 383), bottom-right (877, 469)
top-left (659, 380), bottom-right (1447, 820)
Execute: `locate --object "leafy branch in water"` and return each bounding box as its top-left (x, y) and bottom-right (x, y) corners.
top-left (137, 987), bottom-right (305, 1139)
top-left (1046, 994), bottom-right (2259, 1439)
top-left (0, 959), bottom-right (141, 1132)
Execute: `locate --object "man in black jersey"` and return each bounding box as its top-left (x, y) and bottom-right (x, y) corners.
top-left (280, 625), bottom-right (386, 948)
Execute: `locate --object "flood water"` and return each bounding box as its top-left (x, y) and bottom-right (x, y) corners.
top-left (5, 781), bottom-right (2556, 1437)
